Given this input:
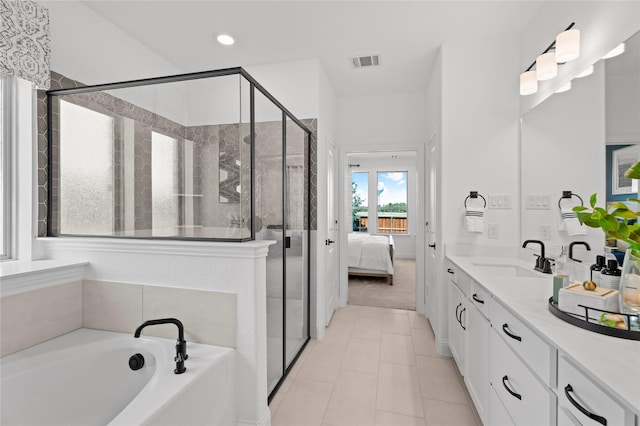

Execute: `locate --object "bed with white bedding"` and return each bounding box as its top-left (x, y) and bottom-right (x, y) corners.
top-left (347, 233), bottom-right (395, 285)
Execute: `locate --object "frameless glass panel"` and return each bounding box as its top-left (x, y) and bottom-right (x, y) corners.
top-left (51, 74), bottom-right (250, 240)
top-left (253, 89), bottom-right (285, 393)
top-left (59, 100), bottom-right (114, 235)
top-left (285, 118), bottom-right (308, 368)
top-left (377, 171), bottom-right (408, 234)
top-left (351, 172), bottom-right (368, 232)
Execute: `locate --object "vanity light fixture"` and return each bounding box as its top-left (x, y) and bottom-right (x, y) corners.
top-left (603, 43), bottom-right (625, 59)
top-left (575, 65), bottom-right (594, 78)
top-left (555, 29), bottom-right (580, 62)
top-left (536, 51), bottom-right (558, 80)
top-left (217, 34), bottom-right (235, 46)
top-left (555, 81), bottom-right (572, 93)
top-left (520, 70), bottom-right (538, 95)
top-left (520, 22), bottom-right (578, 96)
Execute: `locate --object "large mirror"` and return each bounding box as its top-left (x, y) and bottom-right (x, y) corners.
top-left (521, 30), bottom-right (640, 264)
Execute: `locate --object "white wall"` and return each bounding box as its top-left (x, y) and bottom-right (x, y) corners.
top-left (520, 1), bottom-right (640, 114)
top-left (338, 92), bottom-right (428, 148)
top-left (441, 37), bottom-right (521, 249)
top-left (606, 69), bottom-right (640, 144)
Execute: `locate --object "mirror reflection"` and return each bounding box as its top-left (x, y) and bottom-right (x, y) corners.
top-left (521, 30), bottom-right (640, 264)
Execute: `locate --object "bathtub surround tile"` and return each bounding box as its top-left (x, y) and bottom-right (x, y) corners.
top-left (1, 281), bottom-right (83, 356)
top-left (142, 285), bottom-right (236, 348)
top-left (83, 280), bottom-right (142, 333)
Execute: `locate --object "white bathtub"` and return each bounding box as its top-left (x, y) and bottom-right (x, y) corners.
top-left (1, 329), bottom-right (236, 426)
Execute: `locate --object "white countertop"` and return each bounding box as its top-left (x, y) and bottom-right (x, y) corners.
top-left (447, 254), bottom-right (640, 416)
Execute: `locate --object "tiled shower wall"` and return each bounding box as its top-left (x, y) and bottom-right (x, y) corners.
top-left (37, 71), bottom-right (317, 236)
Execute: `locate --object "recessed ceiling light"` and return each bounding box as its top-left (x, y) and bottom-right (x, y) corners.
top-left (217, 34), bottom-right (235, 46)
top-left (603, 43), bottom-right (625, 59)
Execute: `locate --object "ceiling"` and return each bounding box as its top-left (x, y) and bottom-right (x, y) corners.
top-left (49, 1), bottom-right (544, 97)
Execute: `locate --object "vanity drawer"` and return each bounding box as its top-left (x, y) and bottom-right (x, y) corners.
top-left (490, 329), bottom-right (556, 426)
top-left (470, 280), bottom-right (489, 318)
top-left (489, 298), bottom-right (556, 386)
top-left (489, 375), bottom-right (515, 425)
top-left (558, 355), bottom-right (634, 426)
top-left (448, 264), bottom-right (471, 296)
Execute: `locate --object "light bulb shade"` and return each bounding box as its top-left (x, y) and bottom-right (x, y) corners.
top-left (520, 70), bottom-right (538, 95)
top-left (555, 29), bottom-right (580, 62)
top-left (576, 65), bottom-right (594, 78)
top-left (536, 52), bottom-right (558, 80)
top-left (556, 81), bottom-right (572, 93)
top-left (603, 43), bottom-right (625, 59)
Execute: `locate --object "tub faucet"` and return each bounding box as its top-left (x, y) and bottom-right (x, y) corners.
top-left (134, 318), bottom-right (188, 374)
top-left (568, 241), bottom-right (591, 263)
top-left (522, 239), bottom-right (550, 273)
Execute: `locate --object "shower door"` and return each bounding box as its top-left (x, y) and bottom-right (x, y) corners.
top-left (284, 119), bottom-right (308, 369)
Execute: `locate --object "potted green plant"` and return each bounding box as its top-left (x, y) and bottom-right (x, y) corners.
top-left (573, 162), bottom-right (640, 315)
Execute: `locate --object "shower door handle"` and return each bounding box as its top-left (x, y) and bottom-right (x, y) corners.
top-left (285, 236), bottom-right (291, 249)
top-left (325, 239), bottom-right (335, 246)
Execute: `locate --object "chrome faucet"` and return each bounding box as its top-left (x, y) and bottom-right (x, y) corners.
top-left (568, 241), bottom-right (591, 263)
top-left (134, 318), bottom-right (188, 374)
top-left (522, 239), bottom-right (551, 273)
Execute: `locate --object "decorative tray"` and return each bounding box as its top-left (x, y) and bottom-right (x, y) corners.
top-left (548, 297), bottom-right (640, 341)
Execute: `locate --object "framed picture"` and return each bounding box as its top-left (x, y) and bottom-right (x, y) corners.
top-left (612, 145), bottom-right (640, 195)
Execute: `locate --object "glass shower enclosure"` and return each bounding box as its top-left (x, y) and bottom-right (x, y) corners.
top-left (46, 67), bottom-right (310, 398)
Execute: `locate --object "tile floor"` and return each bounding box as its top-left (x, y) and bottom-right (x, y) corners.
top-left (269, 305), bottom-right (482, 426)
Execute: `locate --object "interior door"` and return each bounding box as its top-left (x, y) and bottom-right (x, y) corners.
top-left (326, 136), bottom-right (339, 324)
top-left (425, 132), bottom-right (439, 327)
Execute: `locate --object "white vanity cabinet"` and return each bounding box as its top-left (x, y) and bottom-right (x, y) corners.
top-left (558, 355), bottom-right (635, 426)
top-left (464, 285), bottom-right (489, 424)
top-left (447, 266), bottom-right (466, 372)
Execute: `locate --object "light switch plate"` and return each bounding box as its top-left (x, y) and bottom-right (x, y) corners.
top-left (526, 194), bottom-right (551, 210)
top-left (488, 194), bottom-right (512, 209)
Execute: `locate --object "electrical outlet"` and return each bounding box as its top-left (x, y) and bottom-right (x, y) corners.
top-left (539, 224), bottom-right (552, 240)
top-left (488, 224), bottom-right (499, 239)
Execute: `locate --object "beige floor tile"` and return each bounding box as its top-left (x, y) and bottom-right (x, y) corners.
top-left (288, 339), bottom-right (316, 378)
top-left (423, 399), bottom-right (478, 426)
top-left (411, 327), bottom-right (445, 358)
top-left (380, 333), bottom-right (415, 366)
top-left (323, 319), bottom-right (355, 346)
top-left (351, 305), bottom-right (389, 318)
top-left (352, 316), bottom-right (383, 340)
top-left (271, 379), bottom-right (334, 426)
top-left (269, 392), bottom-right (285, 416)
top-left (331, 306), bottom-right (361, 323)
top-left (323, 371), bottom-right (378, 426)
top-left (297, 342), bottom-right (347, 383)
top-left (415, 356), bottom-right (469, 405)
top-left (376, 363), bottom-right (424, 418)
top-left (408, 311), bottom-right (430, 330)
top-left (341, 338), bottom-right (380, 374)
top-left (382, 313), bottom-right (411, 335)
top-left (374, 410), bottom-right (427, 426)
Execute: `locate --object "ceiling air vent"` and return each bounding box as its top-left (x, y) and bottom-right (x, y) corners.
top-left (351, 54), bottom-right (380, 68)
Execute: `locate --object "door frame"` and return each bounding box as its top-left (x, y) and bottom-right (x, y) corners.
top-left (339, 144), bottom-right (426, 313)
top-left (326, 135), bottom-right (339, 324)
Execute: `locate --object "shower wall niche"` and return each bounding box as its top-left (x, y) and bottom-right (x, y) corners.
top-left (47, 68), bottom-right (313, 398)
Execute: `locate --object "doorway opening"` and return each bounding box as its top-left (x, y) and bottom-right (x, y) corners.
top-left (345, 150), bottom-right (419, 311)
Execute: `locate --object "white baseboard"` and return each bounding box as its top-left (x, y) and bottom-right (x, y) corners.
top-left (237, 409), bottom-right (271, 426)
top-left (436, 336), bottom-right (452, 357)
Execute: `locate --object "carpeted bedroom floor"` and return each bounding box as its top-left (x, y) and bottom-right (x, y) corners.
top-left (348, 258), bottom-right (416, 310)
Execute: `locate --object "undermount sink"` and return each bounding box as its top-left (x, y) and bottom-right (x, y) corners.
top-left (471, 263), bottom-right (543, 278)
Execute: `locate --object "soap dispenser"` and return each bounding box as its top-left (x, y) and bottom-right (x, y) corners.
top-left (590, 255), bottom-right (606, 282)
top-left (600, 259), bottom-right (622, 290)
